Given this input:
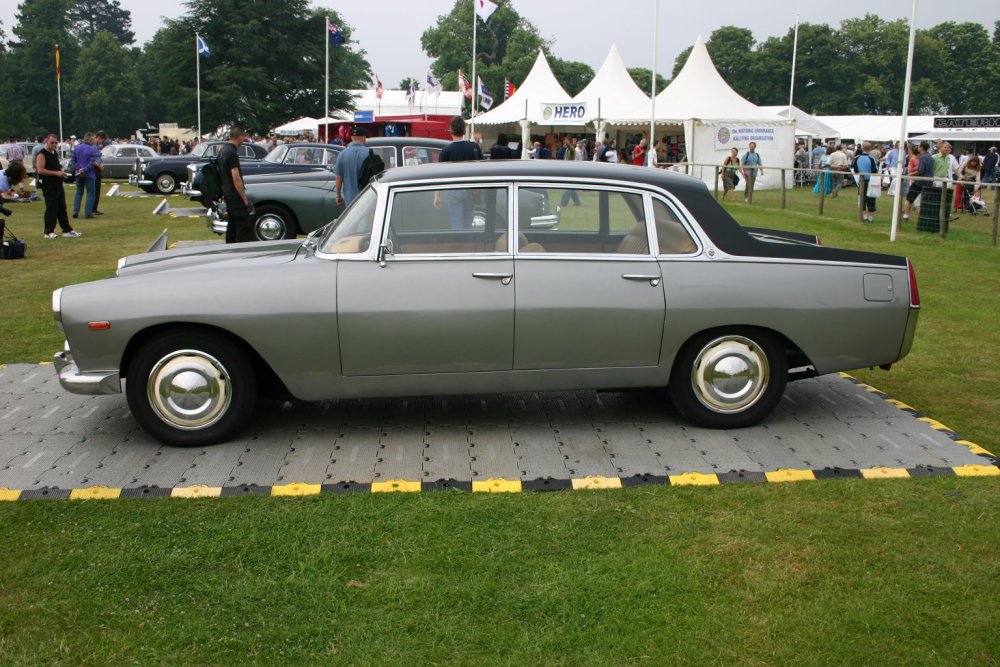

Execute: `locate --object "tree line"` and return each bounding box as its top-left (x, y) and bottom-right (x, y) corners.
top-left (3, 0), bottom-right (997, 140)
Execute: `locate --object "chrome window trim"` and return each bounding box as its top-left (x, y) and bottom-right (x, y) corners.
top-left (514, 182), bottom-right (655, 259)
top-left (314, 183), bottom-right (387, 261)
top-left (376, 181), bottom-right (515, 260)
top-left (647, 193), bottom-right (704, 258)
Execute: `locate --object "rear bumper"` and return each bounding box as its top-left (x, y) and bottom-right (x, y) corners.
top-left (181, 182), bottom-right (202, 198)
top-left (53, 350), bottom-right (121, 395)
top-left (899, 307), bottom-right (920, 360)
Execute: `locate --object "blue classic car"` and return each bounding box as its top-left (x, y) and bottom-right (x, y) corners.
top-left (129, 141), bottom-right (268, 194)
top-left (52, 161), bottom-right (919, 446)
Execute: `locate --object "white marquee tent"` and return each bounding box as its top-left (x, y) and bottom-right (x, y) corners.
top-left (573, 44), bottom-right (653, 137)
top-left (273, 116), bottom-right (319, 136)
top-left (761, 105), bottom-right (840, 141)
top-left (470, 50), bottom-right (572, 155)
top-left (613, 36), bottom-right (794, 188)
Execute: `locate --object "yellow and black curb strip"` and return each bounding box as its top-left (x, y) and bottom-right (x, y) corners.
top-left (2, 375), bottom-right (998, 502)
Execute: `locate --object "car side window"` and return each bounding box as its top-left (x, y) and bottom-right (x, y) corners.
top-left (386, 186), bottom-right (509, 255)
top-left (239, 145), bottom-right (255, 158)
top-left (320, 187), bottom-right (378, 254)
top-left (323, 149), bottom-right (338, 166)
top-left (517, 187), bottom-right (648, 255)
top-left (121, 147), bottom-right (137, 158)
top-left (371, 147), bottom-right (396, 169)
top-left (651, 198), bottom-right (697, 255)
top-left (402, 147), bottom-right (440, 166)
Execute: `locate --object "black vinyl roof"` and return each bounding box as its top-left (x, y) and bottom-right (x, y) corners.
top-left (380, 160), bottom-right (906, 267)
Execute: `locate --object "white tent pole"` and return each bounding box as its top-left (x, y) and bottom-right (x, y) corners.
top-left (649, 0), bottom-right (659, 153)
top-left (890, 0), bottom-right (918, 243)
top-left (787, 14), bottom-right (799, 116)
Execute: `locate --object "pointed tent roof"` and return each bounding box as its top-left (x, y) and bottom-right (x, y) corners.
top-left (573, 44), bottom-right (651, 122)
top-left (472, 50), bottom-right (571, 126)
top-left (647, 36), bottom-right (786, 123)
top-left (761, 105), bottom-right (841, 138)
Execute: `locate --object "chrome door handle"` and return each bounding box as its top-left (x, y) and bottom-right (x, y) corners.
top-left (473, 272), bottom-right (513, 285)
top-left (622, 274), bottom-right (661, 286)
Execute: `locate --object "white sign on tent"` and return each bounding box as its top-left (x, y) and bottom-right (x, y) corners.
top-left (713, 125), bottom-right (779, 150)
top-left (540, 102), bottom-right (588, 125)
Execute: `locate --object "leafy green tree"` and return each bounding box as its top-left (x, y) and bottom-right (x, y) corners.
top-left (923, 22), bottom-right (999, 114)
top-left (8, 0), bottom-right (79, 137)
top-left (138, 0), bottom-right (370, 134)
top-left (627, 67), bottom-right (669, 95)
top-left (399, 77), bottom-right (418, 91)
top-left (67, 0), bottom-right (135, 47)
top-left (549, 57), bottom-right (593, 97)
top-left (66, 31), bottom-right (144, 136)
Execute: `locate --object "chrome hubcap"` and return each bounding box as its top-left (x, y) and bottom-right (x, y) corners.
top-left (691, 336), bottom-right (769, 413)
top-left (157, 175), bottom-right (174, 191)
top-left (256, 214), bottom-right (285, 241)
top-left (147, 350), bottom-right (231, 430)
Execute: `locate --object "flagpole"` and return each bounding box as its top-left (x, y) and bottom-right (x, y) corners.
top-left (787, 14), bottom-right (799, 115)
top-left (195, 34), bottom-right (202, 138)
top-left (55, 44), bottom-right (63, 143)
top-left (890, 0), bottom-right (918, 243)
top-left (648, 0), bottom-right (659, 159)
top-left (324, 18), bottom-right (330, 138)
top-left (470, 1), bottom-right (478, 138)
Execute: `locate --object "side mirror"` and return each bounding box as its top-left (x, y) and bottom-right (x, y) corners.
top-left (377, 239), bottom-right (394, 267)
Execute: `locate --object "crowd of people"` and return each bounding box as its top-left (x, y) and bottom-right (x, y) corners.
top-left (793, 139), bottom-right (997, 224)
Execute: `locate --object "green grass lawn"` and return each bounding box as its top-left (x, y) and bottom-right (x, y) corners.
top-left (1, 182), bottom-right (998, 664)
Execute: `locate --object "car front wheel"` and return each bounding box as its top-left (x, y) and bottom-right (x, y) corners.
top-left (253, 204), bottom-right (298, 241)
top-left (668, 329), bottom-right (787, 429)
top-left (154, 172), bottom-right (177, 194)
top-left (126, 330), bottom-right (257, 446)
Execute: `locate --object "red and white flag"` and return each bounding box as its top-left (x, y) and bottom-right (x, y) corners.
top-left (458, 70), bottom-right (473, 100)
top-left (374, 74), bottom-right (384, 100)
top-left (504, 78), bottom-right (516, 100)
top-left (474, 0), bottom-right (498, 22)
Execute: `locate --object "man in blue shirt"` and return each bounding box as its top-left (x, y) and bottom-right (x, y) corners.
top-left (72, 132), bottom-right (100, 219)
top-left (333, 126), bottom-right (370, 205)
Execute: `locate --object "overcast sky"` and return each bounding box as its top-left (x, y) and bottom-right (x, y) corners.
top-left (4, 0), bottom-right (997, 89)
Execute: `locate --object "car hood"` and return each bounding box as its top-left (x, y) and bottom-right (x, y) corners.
top-left (116, 239), bottom-right (305, 278)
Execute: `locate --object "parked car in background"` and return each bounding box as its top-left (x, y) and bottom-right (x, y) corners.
top-left (52, 160), bottom-right (920, 446)
top-left (129, 141), bottom-right (267, 194)
top-left (1, 142), bottom-right (40, 175)
top-left (209, 137), bottom-right (448, 241)
top-left (98, 144), bottom-right (160, 179)
top-left (183, 142), bottom-right (343, 204)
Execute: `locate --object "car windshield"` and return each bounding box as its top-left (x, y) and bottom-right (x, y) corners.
top-left (319, 188), bottom-right (378, 254)
top-left (264, 145), bottom-right (288, 164)
top-left (101, 146), bottom-right (116, 157)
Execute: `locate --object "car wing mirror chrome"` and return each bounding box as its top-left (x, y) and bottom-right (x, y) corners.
top-left (377, 239), bottom-right (394, 267)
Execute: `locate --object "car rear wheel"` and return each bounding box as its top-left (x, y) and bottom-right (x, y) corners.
top-left (154, 172), bottom-right (177, 194)
top-left (126, 330), bottom-right (257, 446)
top-left (253, 204), bottom-right (298, 241)
top-left (668, 329), bottom-right (787, 429)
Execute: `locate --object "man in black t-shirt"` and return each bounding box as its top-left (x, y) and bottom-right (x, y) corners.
top-left (435, 116), bottom-right (483, 228)
top-left (218, 126), bottom-right (253, 243)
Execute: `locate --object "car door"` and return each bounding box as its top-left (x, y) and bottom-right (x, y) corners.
top-left (511, 185), bottom-right (666, 370)
top-left (112, 147), bottom-right (137, 178)
top-left (337, 183), bottom-right (514, 376)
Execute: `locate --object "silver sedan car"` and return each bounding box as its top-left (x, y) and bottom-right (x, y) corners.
top-left (52, 161), bottom-right (920, 446)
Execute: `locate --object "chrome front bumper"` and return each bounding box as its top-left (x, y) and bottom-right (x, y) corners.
top-left (53, 350), bottom-right (121, 395)
top-left (209, 215), bottom-right (227, 235)
top-left (181, 182), bottom-right (202, 198)
top-left (128, 174), bottom-right (153, 186)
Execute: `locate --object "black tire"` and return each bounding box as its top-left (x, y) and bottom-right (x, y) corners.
top-left (126, 330), bottom-right (257, 446)
top-left (668, 328), bottom-right (787, 429)
top-left (154, 171), bottom-right (178, 194)
top-left (253, 204), bottom-right (298, 241)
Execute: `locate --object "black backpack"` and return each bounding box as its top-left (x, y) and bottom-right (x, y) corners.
top-left (358, 149), bottom-right (385, 189)
top-left (200, 157), bottom-right (221, 206)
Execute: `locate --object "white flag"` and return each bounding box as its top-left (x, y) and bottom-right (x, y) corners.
top-left (426, 71), bottom-right (442, 94)
top-left (475, 0), bottom-right (498, 22)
